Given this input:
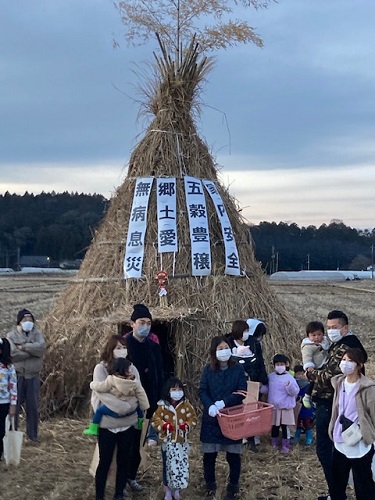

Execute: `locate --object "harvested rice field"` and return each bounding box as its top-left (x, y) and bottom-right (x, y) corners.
top-left (1, 274), bottom-right (374, 499)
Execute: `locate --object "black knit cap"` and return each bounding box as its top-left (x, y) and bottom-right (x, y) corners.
top-left (17, 308), bottom-right (35, 324)
top-left (130, 304), bottom-right (152, 322)
top-left (273, 353), bottom-right (289, 365)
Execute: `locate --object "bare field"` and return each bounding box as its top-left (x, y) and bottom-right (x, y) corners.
top-left (1, 274), bottom-right (375, 500)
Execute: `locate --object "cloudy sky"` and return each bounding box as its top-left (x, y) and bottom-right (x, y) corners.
top-left (2, 1), bottom-right (375, 229)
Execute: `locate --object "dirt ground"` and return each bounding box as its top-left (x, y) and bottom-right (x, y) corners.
top-left (1, 274), bottom-right (374, 499)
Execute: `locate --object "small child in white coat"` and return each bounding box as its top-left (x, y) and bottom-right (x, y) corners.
top-left (301, 321), bottom-right (330, 408)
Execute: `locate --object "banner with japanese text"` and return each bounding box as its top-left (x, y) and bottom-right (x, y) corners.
top-left (203, 180), bottom-right (241, 275)
top-left (184, 176), bottom-right (211, 276)
top-left (124, 177), bottom-right (154, 278)
top-left (157, 178), bottom-right (178, 253)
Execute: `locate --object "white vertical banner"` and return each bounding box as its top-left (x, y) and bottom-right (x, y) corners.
top-left (157, 178), bottom-right (178, 253)
top-left (203, 180), bottom-right (241, 276)
top-left (184, 176), bottom-right (211, 276)
top-left (124, 177), bottom-right (154, 278)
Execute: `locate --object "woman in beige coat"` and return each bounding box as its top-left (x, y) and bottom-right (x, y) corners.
top-left (328, 347), bottom-right (375, 500)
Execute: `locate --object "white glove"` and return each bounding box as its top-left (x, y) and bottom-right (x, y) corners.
top-left (208, 404), bottom-right (219, 417)
top-left (215, 400), bottom-right (225, 410)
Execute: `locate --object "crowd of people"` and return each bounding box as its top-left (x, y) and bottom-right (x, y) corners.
top-left (0, 305), bottom-right (374, 500)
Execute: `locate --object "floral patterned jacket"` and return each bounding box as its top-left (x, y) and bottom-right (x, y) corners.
top-left (151, 398), bottom-right (197, 444)
top-left (0, 362), bottom-right (17, 405)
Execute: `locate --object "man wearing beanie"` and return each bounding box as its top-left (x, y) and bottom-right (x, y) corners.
top-left (7, 308), bottom-right (46, 442)
top-left (126, 304), bottom-right (164, 489)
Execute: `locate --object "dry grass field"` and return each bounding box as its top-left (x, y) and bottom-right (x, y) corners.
top-left (1, 274), bottom-right (374, 500)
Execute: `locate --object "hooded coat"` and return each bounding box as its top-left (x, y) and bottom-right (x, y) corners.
top-left (328, 374), bottom-right (375, 446)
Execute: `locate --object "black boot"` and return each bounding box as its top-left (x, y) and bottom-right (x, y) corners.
top-left (223, 483), bottom-right (240, 500)
top-left (205, 482), bottom-right (217, 497)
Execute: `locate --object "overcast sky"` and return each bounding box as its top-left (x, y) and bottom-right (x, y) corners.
top-left (2, 0), bottom-right (375, 229)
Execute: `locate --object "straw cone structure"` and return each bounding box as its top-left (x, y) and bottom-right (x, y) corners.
top-left (41, 40), bottom-right (300, 417)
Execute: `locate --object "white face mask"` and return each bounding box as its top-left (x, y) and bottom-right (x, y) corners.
top-left (242, 331), bottom-right (250, 342)
top-left (327, 328), bottom-right (343, 343)
top-left (113, 348), bottom-right (128, 359)
top-left (275, 365), bottom-right (286, 374)
top-left (216, 349), bottom-right (232, 362)
top-left (339, 360), bottom-right (357, 376)
top-left (170, 390), bottom-right (184, 401)
top-left (21, 321), bottom-right (34, 332)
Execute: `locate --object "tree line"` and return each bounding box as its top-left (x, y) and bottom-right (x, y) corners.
top-left (0, 192), bottom-right (107, 267)
top-left (0, 192), bottom-right (374, 272)
top-left (251, 221), bottom-right (375, 273)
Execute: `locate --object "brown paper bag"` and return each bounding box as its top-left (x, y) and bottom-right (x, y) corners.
top-left (89, 443), bottom-right (117, 484)
top-left (139, 418), bottom-right (151, 475)
top-left (243, 381), bottom-right (260, 404)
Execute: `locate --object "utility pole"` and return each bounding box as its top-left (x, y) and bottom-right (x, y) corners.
top-left (372, 244), bottom-right (374, 279)
top-left (276, 251), bottom-right (279, 273)
top-left (271, 245), bottom-right (275, 275)
top-left (307, 253), bottom-right (310, 271)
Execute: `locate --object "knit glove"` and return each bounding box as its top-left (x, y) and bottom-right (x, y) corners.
top-left (215, 400), bottom-right (225, 410)
top-left (208, 405), bottom-right (219, 417)
top-left (162, 422), bottom-right (174, 432)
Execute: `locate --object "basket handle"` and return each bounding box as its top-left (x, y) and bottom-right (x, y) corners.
top-left (232, 390), bottom-right (258, 401)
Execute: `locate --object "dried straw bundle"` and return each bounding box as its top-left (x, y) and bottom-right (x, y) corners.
top-left (41, 39), bottom-right (300, 417)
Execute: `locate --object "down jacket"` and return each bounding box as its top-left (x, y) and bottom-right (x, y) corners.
top-left (90, 374), bottom-right (149, 412)
top-left (199, 362), bottom-right (247, 445)
top-left (90, 361), bottom-right (139, 429)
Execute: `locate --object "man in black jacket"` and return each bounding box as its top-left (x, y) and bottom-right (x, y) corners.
top-left (307, 310), bottom-right (367, 500)
top-left (125, 304), bottom-right (164, 491)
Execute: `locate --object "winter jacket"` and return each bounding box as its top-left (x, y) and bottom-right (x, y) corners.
top-left (7, 325), bottom-right (46, 378)
top-left (296, 378), bottom-right (314, 419)
top-left (0, 362), bottom-right (17, 406)
top-left (126, 333), bottom-right (164, 418)
top-left (307, 332), bottom-right (367, 401)
top-left (90, 362), bottom-right (139, 429)
top-left (301, 336), bottom-right (330, 370)
top-left (90, 374), bottom-right (149, 412)
top-left (151, 398), bottom-right (197, 444)
top-left (225, 334), bottom-right (268, 385)
top-left (328, 374), bottom-right (375, 446)
top-left (199, 362), bottom-right (247, 445)
top-left (262, 372), bottom-right (299, 409)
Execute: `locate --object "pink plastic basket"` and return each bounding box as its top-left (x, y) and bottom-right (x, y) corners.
top-left (217, 401), bottom-right (274, 440)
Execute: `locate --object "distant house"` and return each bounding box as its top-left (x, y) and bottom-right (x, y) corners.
top-left (19, 255), bottom-right (51, 268)
top-left (59, 259), bottom-right (82, 270)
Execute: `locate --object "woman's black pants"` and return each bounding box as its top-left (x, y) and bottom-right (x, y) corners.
top-left (331, 445), bottom-right (375, 500)
top-left (96, 426), bottom-right (135, 499)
